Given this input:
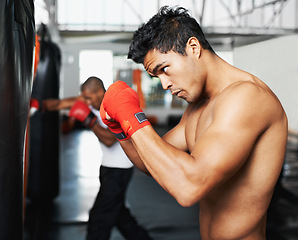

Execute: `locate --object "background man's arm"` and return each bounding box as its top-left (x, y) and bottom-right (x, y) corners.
top-left (91, 123), bottom-right (117, 147)
top-left (29, 96), bottom-right (85, 115)
top-left (43, 95), bottom-right (85, 111)
top-left (32, 96), bottom-right (117, 147)
top-left (68, 100), bottom-right (117, 147)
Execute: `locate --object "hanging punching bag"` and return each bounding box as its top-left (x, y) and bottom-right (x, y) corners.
top-left (27, 25), bottom-right (61, 202)
top-left (0, 0), bottom-right (35, 239)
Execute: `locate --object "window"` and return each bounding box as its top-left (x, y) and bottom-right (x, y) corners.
top-left (79, 50), bottom-right (113, 88)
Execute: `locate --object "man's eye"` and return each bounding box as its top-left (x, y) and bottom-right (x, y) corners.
top-left (163, 67), bottom-right (168, 73)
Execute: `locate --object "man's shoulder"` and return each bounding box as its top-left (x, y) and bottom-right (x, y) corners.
top-left (214, 80), bottom-right (285, 129)
top-left (218, 80), bottom-right (276, 108)
top-left (222, 80), bottom-right (267, 96)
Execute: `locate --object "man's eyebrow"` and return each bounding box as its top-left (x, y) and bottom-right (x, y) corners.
top-left (151, 61), bottom-right (166, 76)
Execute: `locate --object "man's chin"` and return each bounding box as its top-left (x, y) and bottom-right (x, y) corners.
top-left (92, 104), bottom-right (99, 110)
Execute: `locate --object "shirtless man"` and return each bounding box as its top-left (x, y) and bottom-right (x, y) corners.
top-left (100, 6), bottom-right (288, 240)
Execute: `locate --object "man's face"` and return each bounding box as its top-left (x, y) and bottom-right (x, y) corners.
top-left (143, 47), bottom-right (205, 103)
top-left (81, 88), bottom-right (104, 110)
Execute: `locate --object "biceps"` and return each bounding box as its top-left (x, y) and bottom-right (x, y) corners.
top-left (162, 124), bottom-right (188, 152)
top-left (191, 128), bottom-right (256, 186)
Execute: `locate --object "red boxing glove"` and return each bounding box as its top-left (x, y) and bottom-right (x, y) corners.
top-left (100, 106), bottom-right (130, 141)
top-left (29, 98), bottom-right (44, 117)
top-left (100, 81), bottom-right (150, 138)
top-left (69, 100), bottom-right (97, 128)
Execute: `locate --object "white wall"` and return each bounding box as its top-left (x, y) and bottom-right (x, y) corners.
top-left (59, 39), bottom-right (131, 98)
top-left (233, 35), bottom-right (298, 132)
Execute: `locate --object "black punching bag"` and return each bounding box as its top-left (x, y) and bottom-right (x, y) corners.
top-left (27, 25), bottom-right (61, 202)
top-left (0, 0), bottom-right (35, 239)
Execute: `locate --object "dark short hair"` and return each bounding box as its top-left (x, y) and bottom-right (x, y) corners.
top-left (127, 5), bottom-right (214, 64)
top-left (81, 76), bottom-right (106, 92)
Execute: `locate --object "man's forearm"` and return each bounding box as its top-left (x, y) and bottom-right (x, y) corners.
top-left (120, 140), bottom-right (150, 174)
top-left (91, 123), bottom-right (117, 147)
top-left (43, 96), bottom-right (84, 111)
top-left (130, 125), bottom-right (197, 205)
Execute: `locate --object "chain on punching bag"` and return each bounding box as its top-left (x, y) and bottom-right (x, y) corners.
top-left (27, 24), bottom-right (61, 202)
top-left (0, 0), bottom-right (35, 239)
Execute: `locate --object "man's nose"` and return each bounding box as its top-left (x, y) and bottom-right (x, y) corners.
top-left (160, 77), bottom-right (172, 90)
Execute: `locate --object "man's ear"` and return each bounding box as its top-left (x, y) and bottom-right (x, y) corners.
top-left (98, 88), bottom-right (105, 98)
top-left (97, 87), bottom-right (104, 95)
top-left (186, 37), bottom-right (201, 58)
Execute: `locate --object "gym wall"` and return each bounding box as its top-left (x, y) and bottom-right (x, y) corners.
top-left (233, 35), bottom-right (298, 132)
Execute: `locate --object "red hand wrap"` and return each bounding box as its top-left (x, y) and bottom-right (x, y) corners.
top-left (30, 98), bottom-right (44, 110)
top-left (101, 81), bottom-right (150, 138)
top-left (69, 100), bottom-right (97, 128)
top-left (29, 98), bottom-right (44, 116)
top-left (100, 106), bottom-right (129, 141)
top-left (30, 98), bottom-right (40, 109)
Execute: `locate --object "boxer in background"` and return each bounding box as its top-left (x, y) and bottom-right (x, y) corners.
top-left (30, 76), bottom-right (152, 240)
top-left (100, 6), bottom-right (288, 240)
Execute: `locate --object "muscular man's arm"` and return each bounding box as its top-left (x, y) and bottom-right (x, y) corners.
top-left (120, 140), bottom-right (149, 173)
top-left (126, 83), bottom-right (287, 206)
top-left (119, 106), bottom-right (190, 175)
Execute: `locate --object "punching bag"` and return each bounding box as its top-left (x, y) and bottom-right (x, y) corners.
top-left (27, 25), bottom-right (61, 202)
top-left (0, 0), bottom-right (35, 239)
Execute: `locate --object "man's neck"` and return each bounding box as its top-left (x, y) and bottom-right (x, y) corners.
top-left (203, 53), bottom-right (245, 99)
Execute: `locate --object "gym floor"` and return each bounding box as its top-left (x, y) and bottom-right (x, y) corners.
top-left (24, 127), bottom-right (298, 240)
